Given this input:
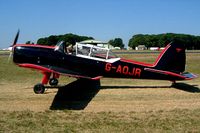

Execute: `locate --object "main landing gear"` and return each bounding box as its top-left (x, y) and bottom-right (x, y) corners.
top-left (33, 83), bottom-right (45, 94)
top-left (49, 78), bottom-right (59, 86)
top-left (33, 72), bottom-right (59, 94)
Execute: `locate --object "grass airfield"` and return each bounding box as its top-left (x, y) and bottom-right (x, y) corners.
top-left (0, 51), bottom-right (200, 132)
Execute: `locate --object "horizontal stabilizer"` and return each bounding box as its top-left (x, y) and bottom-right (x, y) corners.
top-left (181, 72), bottom-right (198, 80)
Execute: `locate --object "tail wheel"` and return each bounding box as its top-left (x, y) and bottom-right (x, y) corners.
top-left (33, 83), bottom-right (45, 94)
top-left (49, 78), bottom-right (58, 86)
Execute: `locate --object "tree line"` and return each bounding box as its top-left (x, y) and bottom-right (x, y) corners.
top-left (33, 33), bottom-right (125, 48)
top-left (36, 33), bottom-right (94, 46)
top-left (27, 33), bottom-right (200, 50)
top-left (128, 33), bottom-right (200, 50)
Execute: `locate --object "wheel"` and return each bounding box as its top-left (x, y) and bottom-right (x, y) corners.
top-left (33, 83), bottom-right (45, 94)
top-left (49, 78), bottom-right (58, 86)
top-left (171, 80), bottom-right (177, 87)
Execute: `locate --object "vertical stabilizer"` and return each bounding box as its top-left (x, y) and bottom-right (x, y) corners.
top-left (154, 42), bottom-right (186, 73)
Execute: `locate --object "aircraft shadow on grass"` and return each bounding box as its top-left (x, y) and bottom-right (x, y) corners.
top-left (50, 80), bottom-right (200, 110)
top-left (50, 79), bottom-right (100, 110)
top-left (171, 83), bottom-right (200, 93)
top-left (101, 85), bottom-right (171, 89)
top-left (102, 83), bottom-right (200, 93)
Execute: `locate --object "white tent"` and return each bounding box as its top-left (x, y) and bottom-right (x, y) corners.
top-left (80, 40), bottom-right (107, 44)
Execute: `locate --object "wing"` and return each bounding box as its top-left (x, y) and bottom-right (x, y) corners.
top-left (18, 63), bottom-right (102, 80)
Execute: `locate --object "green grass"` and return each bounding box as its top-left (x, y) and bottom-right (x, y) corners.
top-left (0, 50), bottom-right (9, 54)
top-left (0, 53), bottom-right (200, 132)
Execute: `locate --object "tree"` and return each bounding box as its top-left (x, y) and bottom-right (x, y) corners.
top-left (109, 38), bottom-right (124, 48)
top-left (37, 33), bottom-right (94, 46)
top-left (25, 41), bottom-right (31, 44)
top-left (128, 34), bottom-right (147, 49)
top-left (37, 38), bottom-right (48, 45)
top-left (128, 33), bottom-right (200, 50)
top-left (47, 35), bottom-right (59, 46)
top-left (25, 41), bottom-right (34, 44)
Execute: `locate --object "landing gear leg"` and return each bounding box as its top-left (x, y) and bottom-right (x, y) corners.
top-left (171, 80), bottom-right (176, 87)
top-left (33, 73), bottom-right (60, 94)
top-left (33, 72), bottom-right (51, 94)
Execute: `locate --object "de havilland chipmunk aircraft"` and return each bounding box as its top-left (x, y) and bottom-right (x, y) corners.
top-left (10, 31), bottom-right (197, 94)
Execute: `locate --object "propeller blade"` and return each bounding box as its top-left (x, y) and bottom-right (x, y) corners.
top-left (7, 51), bottom-right (13, 63)
top-left (8, 30), bottom-right (20, 63)
top-left (12, 29), bottom-right (20, 46)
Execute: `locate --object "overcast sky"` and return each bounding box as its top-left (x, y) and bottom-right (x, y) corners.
top-left (0, 0), bottom-right (200, 48)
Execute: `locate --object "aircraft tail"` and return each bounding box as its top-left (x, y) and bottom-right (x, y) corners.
top-left (154, 42), bottom-right (186, 73)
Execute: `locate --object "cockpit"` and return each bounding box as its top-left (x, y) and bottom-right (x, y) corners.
top-left (55, 41), bottom-right (120, 63)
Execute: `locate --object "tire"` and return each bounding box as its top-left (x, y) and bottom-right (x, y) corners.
top-left (49, 78), bottom-right (58, 86)
top-left (33, 83), bottom-right (45, 94)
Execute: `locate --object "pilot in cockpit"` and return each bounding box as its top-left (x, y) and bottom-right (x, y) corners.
top-left (65, 44), bottom-right (75, 54)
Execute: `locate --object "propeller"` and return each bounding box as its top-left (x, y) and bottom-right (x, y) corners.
top-left (12, 29), bottom-right (20, 47)
top-left (8, 30), bottom-right (20, 62)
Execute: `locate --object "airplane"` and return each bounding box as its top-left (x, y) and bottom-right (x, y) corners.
top-left (10, 30), bottom-right (197, 94)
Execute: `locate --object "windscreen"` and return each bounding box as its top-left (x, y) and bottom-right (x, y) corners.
top-left (54, 41), bottom-right (65, 52)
